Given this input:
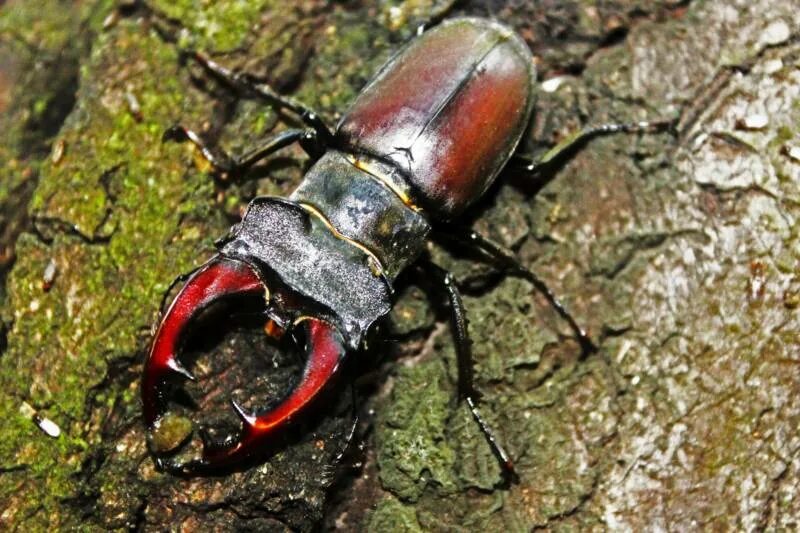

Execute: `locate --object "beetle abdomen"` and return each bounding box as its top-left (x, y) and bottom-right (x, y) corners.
top-left (336, 18), bottom-right (535, 217)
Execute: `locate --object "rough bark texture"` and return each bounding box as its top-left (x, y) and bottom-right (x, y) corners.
top-left (1, 0), bottom-right (799, 531)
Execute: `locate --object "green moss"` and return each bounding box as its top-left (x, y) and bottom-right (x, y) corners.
top-left (375, 356), bottom-right (458, 502)
top-left (149, 412), bottom-right (193, 453)
top-left (295, 14), bottom-right (394, 118)
top-left (149, 0), bottom-right (275, 53)
top-left (465, 276), bottom-right (558, 383)
top-left (367, 496), bottom-right (424, 532)
top-left (0, 18), bottom-right (223, 527)
top-left (0, 0), bottom-right (82, 51)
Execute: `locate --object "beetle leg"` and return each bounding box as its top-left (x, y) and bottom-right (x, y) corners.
top-left (163, 126), bottom-right (321, 179)
top-left (511, 117), bottom-right (677, 176)
top-left (422, 261), bottom-right (519, 487)
top-left (328, 382), bottom-right (361, 469)
top-left (435, 227), bottom-right (596, 353)
top-left (190, 51), bottom-right (334, 145)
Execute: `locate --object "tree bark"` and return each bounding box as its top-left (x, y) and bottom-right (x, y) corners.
top-left (1, 0), bottom-right (799, 530)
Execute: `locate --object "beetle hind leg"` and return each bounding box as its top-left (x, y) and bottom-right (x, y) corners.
top-left (435, 226), bottom-right (596, 353)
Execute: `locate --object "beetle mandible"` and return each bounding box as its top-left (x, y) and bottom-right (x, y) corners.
top-left (143, 16), bottom-right (669, 480)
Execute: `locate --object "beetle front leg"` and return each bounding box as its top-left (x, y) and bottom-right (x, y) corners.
top-left (327, 382), bottom-right (361, 471)
top-left (422, 261), bottom-right (518, 487)
top-left (511, 117), bottom-right (677, 176)
top-left (163, 126), bottom-right (322, 180)
top-left (436, 227), bottom-right (596, 354)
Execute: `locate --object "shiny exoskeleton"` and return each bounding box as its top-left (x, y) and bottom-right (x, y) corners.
top-left (144, 16), bottom-right (667, 480)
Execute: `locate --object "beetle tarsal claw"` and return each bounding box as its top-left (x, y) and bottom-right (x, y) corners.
top-left (142, 255), bottom-right (266, 427)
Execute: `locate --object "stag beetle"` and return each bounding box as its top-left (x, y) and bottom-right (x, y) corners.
top-left (143, 16), bottom-right (670, 480)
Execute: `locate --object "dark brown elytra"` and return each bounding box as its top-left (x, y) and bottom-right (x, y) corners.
top-left (143, 14), bottom-right (672, 483)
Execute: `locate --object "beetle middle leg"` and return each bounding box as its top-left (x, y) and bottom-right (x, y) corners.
top-left (436, 227), bottom-right (596, 353)
top-left (421, 261), bottom-right (519, 487)
top-left (162, 126), bottom-right (322, 180)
